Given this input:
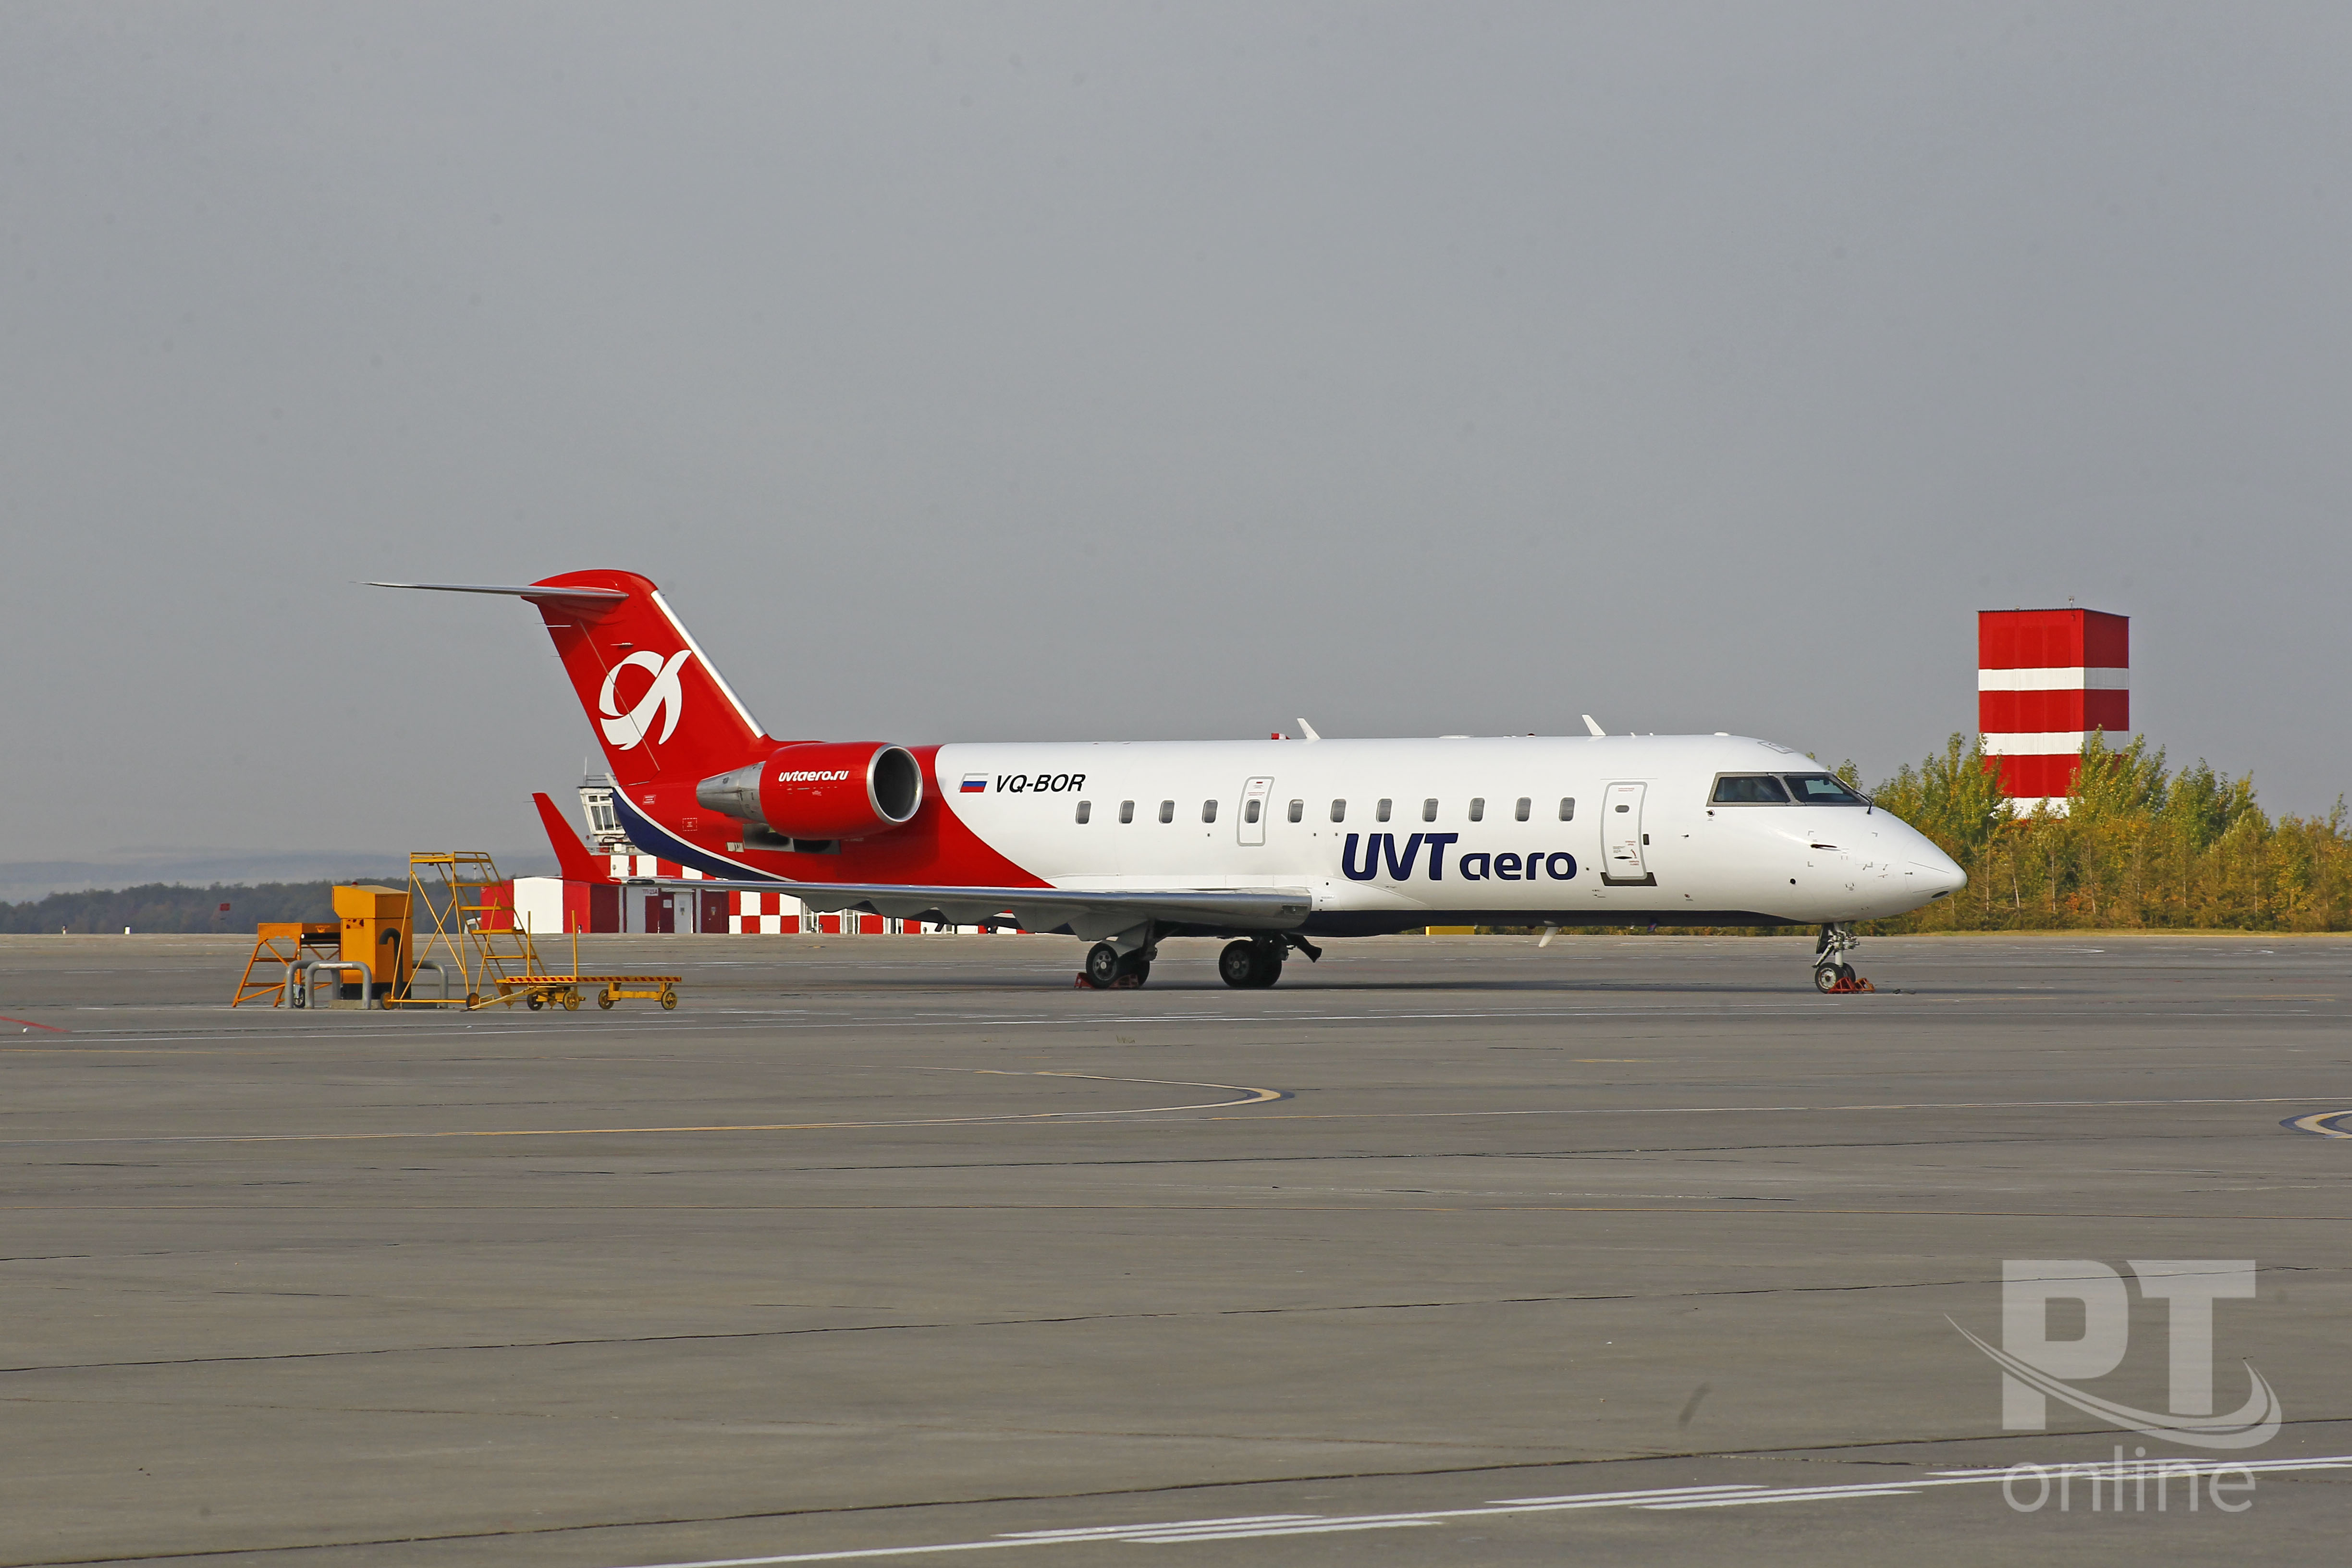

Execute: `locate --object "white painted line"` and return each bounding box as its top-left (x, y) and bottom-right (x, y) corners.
top-left (3, 1093), bottom-right (2345, 1150)
top-left (1121, 1519), bottom-right (1443, 1541)
top-left (598, 1454), bottom-right (2352, 1566)
top-left (998, 1515), bottom-right (1315, 1539)
top-left (1479, 1485), bottom-right (1762, 1505)
top-left (1642, 1485), bottom-right (1921, 1508)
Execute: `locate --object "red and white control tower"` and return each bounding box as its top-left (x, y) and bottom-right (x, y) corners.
top-left (1978, 608), bottom-right (2129, 810)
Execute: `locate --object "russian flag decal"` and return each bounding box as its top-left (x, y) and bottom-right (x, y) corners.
top-left (960, 774), bottom-right (988, 794)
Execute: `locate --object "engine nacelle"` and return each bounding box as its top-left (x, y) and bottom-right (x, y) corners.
top-left (696, 743), bottom-right (924, 840)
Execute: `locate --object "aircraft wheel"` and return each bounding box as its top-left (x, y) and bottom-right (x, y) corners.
top-left (1084, 942), bottom-right (1124, 988)
top-left (1251, 945), bottom-right (1285, 988)
top-left (1123, 959), bottom-right (1151, 988)
top-left (1217, 941), bottom-right (1259, 988)
top-left (1813, 965), bottom-right (1841, 993)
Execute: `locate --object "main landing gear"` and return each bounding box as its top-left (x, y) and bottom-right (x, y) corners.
top-left (1081, 941), bottom-right (1152, 989)
top-left (1812, 922), bottom-right (1874, 993)
top-left (1077, 931), bottom-right (1321, 990)
top-left (1218, 937), bottom-right (1287, 989)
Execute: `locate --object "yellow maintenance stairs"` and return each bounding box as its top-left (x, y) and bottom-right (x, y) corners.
top-left (231, 922), bottom-right (343, 1007)
top-left (229, 853), bottom-right (676, 1011)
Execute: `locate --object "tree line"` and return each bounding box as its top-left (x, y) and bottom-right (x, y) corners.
top-left (0, 881), bottom-right (356, 935)
top-left (1850, 733), bottom-right (2351, 933)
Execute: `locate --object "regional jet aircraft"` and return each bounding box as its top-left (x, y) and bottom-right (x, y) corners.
top-left (374, 572), bottom-right (1966, 989)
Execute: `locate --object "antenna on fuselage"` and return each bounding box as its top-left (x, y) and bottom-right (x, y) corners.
top-left (1581, 715), bottom-right (1605, 737)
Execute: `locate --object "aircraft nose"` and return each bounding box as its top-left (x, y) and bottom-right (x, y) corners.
top-left (1915, 845), bottom-right (1967, 898)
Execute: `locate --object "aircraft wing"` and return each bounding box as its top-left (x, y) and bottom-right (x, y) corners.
top-left (645, 879), bottom-right (1313, 941)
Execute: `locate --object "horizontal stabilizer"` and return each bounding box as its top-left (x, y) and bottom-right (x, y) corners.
top-left (369, 580), bottom-right (631, 609)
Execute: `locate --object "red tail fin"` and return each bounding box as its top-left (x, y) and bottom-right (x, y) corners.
top-left (523, 571), bottom-right (768, 789)
top-left (533, 792), bottom-right (606, 882)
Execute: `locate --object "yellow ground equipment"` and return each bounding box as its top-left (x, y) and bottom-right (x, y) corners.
top-left (491, 973), bottom-right (682, 1011)
top-left (399, 852), bottom-right (539, 1008)
top-left (485, 918), bottom-right (679, 1011)
top-left (334, 884), bottom-right (414, 1002)
top-left (400, 852), bottom-right (681, 1011)
top-left (231, 923), bottom-right (343, 1007)
top-left (228, 886), bottom-right (416, 1009)
top-left (229, 856), bottom-right (679, 1012)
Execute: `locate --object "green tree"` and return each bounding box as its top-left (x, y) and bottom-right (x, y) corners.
top-left (1860, 733), bottom-right (2349, 933)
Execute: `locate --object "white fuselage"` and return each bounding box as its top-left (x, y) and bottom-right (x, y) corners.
top-left (931, 734), bottom-right (1965, 932)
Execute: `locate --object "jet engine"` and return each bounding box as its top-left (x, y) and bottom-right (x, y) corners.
top-left (696, 743), bottom-right (924, 840)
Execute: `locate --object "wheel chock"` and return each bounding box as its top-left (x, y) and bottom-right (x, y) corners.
top-left (1826, 974), bottom-right (1876, 993)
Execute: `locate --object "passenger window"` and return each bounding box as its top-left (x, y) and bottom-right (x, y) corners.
top-left (1422, 798), bottom-right (1438, 822)
top-left (1468, 798), bottom-right (1485, 822)
top-left (1119, 800), bottom-right (1134, 823)
top-left (1159, 800), bottom-right (1174, 823)
top-left (1558, 797), bottom-right (1575, 821)
top-left (1376, 798), bottom-right (1393, 822)
top-left (1514, 797), bottom-right (1530, 821)
top-left (1243, 799), bottom-right (1261, 823)
top-left (1075, 801), bottom-right (1091, 824)
top-left (1202, 799), bottom-right (1218, 823)
top-left (1287, 799), bottom-right (1303, 823)
top-left (1711, 775), bottom-right (1791, 805)
top-left (1330, 799), bottom-right (1347, 822)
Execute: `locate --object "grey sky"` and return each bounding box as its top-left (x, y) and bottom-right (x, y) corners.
top-left (4, 3), bottom-right (2348, 876)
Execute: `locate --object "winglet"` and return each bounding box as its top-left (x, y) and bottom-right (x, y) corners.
top-left (533, 792), bottom-right (606, 882)
top-left (1582, 714), bottom-right (1605, 737)
top-left (1296, 717), bottom-right (1322, 741)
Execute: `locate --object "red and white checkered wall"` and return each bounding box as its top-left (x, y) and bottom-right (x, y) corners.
top-left (606, 857), bottom-right (1001, 934)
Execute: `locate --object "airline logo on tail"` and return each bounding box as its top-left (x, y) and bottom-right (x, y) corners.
top-left (599, 650), bottom-right (692, 749)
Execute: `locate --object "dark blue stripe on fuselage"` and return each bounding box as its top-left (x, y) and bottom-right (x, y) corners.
top-left (610, 792), bottom-right (783, 883)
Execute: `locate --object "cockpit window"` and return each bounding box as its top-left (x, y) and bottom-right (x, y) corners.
top-left (1711, 774), bottom-right (1790, 805)
top-left (1782, 772), bottom-right (1865, 805)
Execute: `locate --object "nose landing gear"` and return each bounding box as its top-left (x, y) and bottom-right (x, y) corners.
top-left (1812, 923), bottom-right (1874, 993)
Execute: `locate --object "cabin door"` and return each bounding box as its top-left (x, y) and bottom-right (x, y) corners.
top-left (1238, 776), bottom-right (1275, 846)
top-left (1602, 782), bottom-right (1654, 885)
